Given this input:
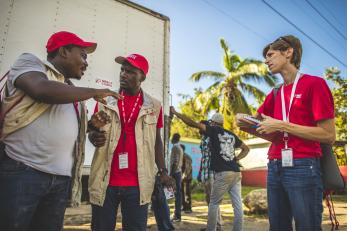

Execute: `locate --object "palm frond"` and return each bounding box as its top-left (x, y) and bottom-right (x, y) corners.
top-left (226, 54), bottom-right (241, 72)
top-left (226, 88), bottom-right (251, 114)
top-left (205, 81), bottom-right (222, 92)
top-left (198, 83), bottom-right (224, 114)
top-left (220, 38), bottom-right (232, 71)
top-left (190, 71), bottom-right (225, 82)
top-left (194, 91), bottom-right (220, 115)
top-left (238, 58), bottom-right (264, 68)
top-left (220, 38), bottom-right (230, 55)
top-left (261, 74), bottom-right (278, 87)
top-left (239, 82), bottom-right (266, 102)
top-left (238, 74), bottom-right (264, 82)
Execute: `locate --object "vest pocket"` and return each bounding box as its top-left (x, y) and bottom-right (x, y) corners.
top-left (142, 114), bottom-right (157, 146)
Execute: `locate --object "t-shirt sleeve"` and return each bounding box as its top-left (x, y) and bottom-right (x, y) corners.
top-left (156, 107), bottom-right (163, 128)
top-left (310, 78), bottom-right (334, 122)
top-left (257, 90), bottom-right (275, 117)
top-left (8, 53), bottom-right (46, 86)
top-left (7, 53), bottom-right (46, 96)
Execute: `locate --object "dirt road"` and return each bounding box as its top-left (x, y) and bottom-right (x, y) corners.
top-left (64, 200), bottom-right (347, 231)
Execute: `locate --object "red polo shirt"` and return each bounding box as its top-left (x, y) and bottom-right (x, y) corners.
top-left (94, 92), bottom-right (163, 186)
top-left (257, 74), bottom-right (334, 159)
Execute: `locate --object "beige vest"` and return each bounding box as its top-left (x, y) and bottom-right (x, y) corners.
top-left (0, 60), bottom-right (65, 138)
top-left (88, 91), bottom-right (161, 206)
top-left (0, 59), bottom-right (87, 207)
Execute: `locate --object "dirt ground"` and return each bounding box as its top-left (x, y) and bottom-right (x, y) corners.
top-left (63, 200), bottom-right (347, 231)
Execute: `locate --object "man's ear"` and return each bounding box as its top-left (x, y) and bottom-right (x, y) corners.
top-left (140, 74), bottom-right (145, 82)
top-left (58, 47), bottom-right (68, 59)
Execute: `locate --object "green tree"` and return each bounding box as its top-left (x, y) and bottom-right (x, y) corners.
top-left (190, 38), bottom-right (277, 130)
top-left (170, 89), bottom-right (206, 139)
top-left (325, 67), bottom-right (347, 140)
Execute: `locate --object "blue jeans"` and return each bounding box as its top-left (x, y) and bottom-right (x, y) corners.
top-left (172, 172), bottom-right (182, 219)
top-left (0, 155), bottom-right (71, 231)
top-left (92, 186), bottom-right (149, 231)
top-left (152, 177), bottom-right (175, 231)
top-left (267, 158), bottom-right (323, 231)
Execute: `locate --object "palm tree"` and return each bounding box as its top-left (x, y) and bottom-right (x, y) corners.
top-left (191, 38), bottom-right (278, 130)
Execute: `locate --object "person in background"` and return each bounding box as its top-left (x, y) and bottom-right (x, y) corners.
top-left (180, 144), bottom-right (193, 213)
top-left (170, 108), bottom-right (250, 231)
top-left (170, 133), bottom-right (184, 222)
top-left (152, 175), bottom-right (175, 231)
top-left (197, 120), bottom-right (222, 231)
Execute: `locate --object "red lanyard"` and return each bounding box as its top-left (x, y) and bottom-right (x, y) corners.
top-left (119, 90), bottom-right (142, 153)
top-left (120, 90), bottom-right (142, 127)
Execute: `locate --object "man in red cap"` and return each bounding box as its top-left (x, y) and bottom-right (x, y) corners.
top-left (88, 54), bottom-right (173, 231)
top-left (0, 31), bottom-right (122, 231)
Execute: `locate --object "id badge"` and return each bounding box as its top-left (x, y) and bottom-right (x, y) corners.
top-left (281, 148), bottom-right (294, 167)
top-left (119, 152), bottom-right (128, 169)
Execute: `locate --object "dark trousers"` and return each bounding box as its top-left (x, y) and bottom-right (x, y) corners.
top-left (0, 155), bottom-right (71, 231)
top-left (172, 172), bottom-right (182, 219)
top-left (152, 177), bottom-right (175, 231)
top-left (92, 186), bottom-right (148, 231)
top-left (181, 178), bottom-right (192, 211)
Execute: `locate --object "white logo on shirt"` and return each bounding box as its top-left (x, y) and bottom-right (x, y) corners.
top-left (295, 94), bottom-right (302, 99)
top-left (218, 132), bottom-right (236, 161)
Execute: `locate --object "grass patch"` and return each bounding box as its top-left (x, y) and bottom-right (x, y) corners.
top-left (331, 193), bottom-right (347, 203)
top-left (191, 184), bottom-right (347, 204)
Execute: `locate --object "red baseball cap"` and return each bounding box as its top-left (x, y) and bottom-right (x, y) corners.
top-left (46, 31), bottom-right (97, 53)
top-left (115, 54), bottom-right (149, 76)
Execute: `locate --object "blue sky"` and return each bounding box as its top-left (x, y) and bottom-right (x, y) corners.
top-left (132, 0), bottom-right (347, 108)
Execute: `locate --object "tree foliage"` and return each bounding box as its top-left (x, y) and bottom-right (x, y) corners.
top-left (190, 38), bottom-right (278, 131)
top-left (170, 89), bottom-right (207, 139)
top-left (325, 67), bottom-right (347, 140)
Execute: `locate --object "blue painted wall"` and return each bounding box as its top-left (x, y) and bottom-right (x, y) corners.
top-left (169, 138), bottom-right (201, 179)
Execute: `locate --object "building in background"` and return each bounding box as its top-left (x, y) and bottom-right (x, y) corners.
top-left (170, 137), bottom-right (347, 188)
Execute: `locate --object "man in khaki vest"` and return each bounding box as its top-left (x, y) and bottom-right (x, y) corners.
top-left (88, 54), bottom-right (173, 231)
top-left (0, 31), bottom-right (121, 231)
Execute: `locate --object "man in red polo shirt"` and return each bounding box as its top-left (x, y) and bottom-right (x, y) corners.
top-left (88, 54), bottom-right (173, 231)
top-left (237, 35), bottom-right (335, 231)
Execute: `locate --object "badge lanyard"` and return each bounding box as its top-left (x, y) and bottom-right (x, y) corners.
top-left (280, 71), bottom-right (301, 148)
top-left (119, 90), bottom-right (142, 152)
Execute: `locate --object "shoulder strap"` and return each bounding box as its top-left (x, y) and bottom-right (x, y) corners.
top-left (0, 71), bottom-right (10, 94)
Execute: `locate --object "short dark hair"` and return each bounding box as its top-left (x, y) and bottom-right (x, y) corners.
top-left (47, 44), bottom-right (79, 60)
top-left (171, 133), bottom-right (180, 143)
top-left (180, 144), bottom-right (185, 151)
top-left (262, 35), bottom-right (302, 69)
